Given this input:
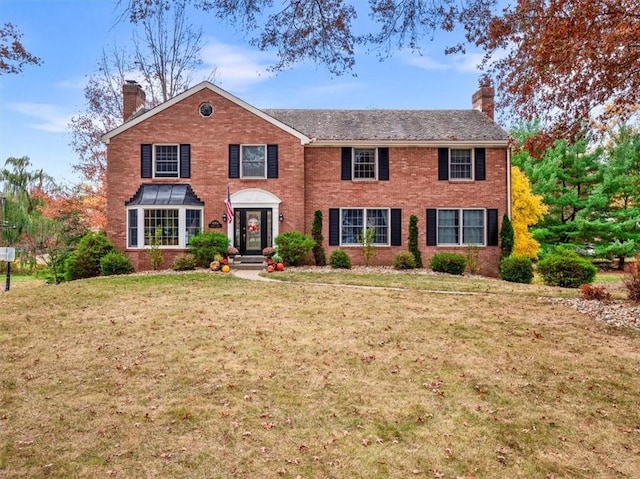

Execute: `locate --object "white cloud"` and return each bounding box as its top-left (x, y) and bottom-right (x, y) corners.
top-left (201, 39), bottom-right (276, 91)
top-left (404, 54), bottom-right (450, 71)
top-left (7, 103), bottom-right (74, 133)
top-left (401, 49), bottom-right (484, 74)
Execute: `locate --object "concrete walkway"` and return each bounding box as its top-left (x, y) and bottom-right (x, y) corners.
top-left (231, 268), bottom-right (275, 282)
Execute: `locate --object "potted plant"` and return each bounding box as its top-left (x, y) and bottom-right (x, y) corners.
top-left (262, 246), bottom-right (276, 259)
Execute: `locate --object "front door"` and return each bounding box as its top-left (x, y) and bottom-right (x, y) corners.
top-left (234, 208), bottom-right (272, 255)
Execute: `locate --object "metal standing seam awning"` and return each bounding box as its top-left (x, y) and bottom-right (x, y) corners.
top-left (125, 184), bottom-right (204, 206)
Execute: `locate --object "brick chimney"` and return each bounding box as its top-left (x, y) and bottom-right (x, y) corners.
top-left (122, 80), bottom-right (146, 122)
top-left (472, 80), bottom-right (495, 120)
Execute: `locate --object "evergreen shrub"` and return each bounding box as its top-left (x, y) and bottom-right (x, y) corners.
top-left (430, 252), bottom-right (467, 275)
top-left (172, 253), bottom-right (197, 271)
top-left (537, 249), bottom-right (597, 288)
top-left (393, 251), bottom-right (416, 270)
top-left (329, 250), bottom-right (351, 269)
top-left (100, 251), bottom-right (134, 276)
top-left (275, 231), bottom-right (315, 266)
top-left (499, 256), bottom-right (534, 284)
top-left (65, 232), bottom-right (116, 281)
top-left (188, 232), bottom-right (229, 267)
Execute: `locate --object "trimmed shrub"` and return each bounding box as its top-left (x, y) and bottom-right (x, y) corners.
top-left (393, 251), bottom-right (416, 270)
top-left (172, 253), bottom-right (197, 271)
top-left (188, 232), bottom-right (229, 267)
top-left (499, 213), bottom-right (514, 259)
top-left (311, 210), bottom-right (327, 266)
top-left (330, 250), bottom-right (351, 269)
top-left (580, 284), bottom-right (611, 301)
top-left (65, 232), bottom-right (117, 281)
top-left (275, 231), bottom-right (315, 266)
top-left (500, 256), bottom-right (534, 284)
top-left (430, 252), bottom-right (467, 275)
top-left (537, 249), bottom-right (597, 288)
top-left (408, 215), bottom-right (423, 268)
top-left (100, 251), bottom-right (134, 276)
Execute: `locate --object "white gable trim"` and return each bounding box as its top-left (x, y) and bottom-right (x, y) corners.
top-left (101, 81), bottom-right (311, 145)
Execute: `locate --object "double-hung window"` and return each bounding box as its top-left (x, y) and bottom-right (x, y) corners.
top-left (449, 149), bottom-right (473, 180)
top-left (341, 208), bottom-right (389, 245)
top-left (353, 148), bottom-right (377, 180)
top-left (127, 207), bottom-right (202, 248)
top-left (154, 144), bottom-right (179, 178)
top-left (437, 209), bottom-right (485, 246)
top-left (241, 145), bottom-right (267, 178)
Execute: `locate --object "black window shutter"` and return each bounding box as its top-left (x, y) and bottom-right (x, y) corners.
top-left (475, 148), bottom-right (486, 181)
top-left (229, 144), bottom-right (240, 178)
top-left (390, 208), bottom-right (401, 246)
top-left (329, 208), bottom-right (340, 245)
top-left (438, 148), bottom-right (449, 181)
top-left (267, 144), bottom-right (278, 178)
top-left (426, 208), bottom-right (437, 245)
top-left (179, 144), bottom-right (191, 178)
top-left (378, 148), bottom-right (389, 181)
top-left (141, 144), bottom-right (152, 178)
top-left (341, 147), bottom-right (352, 180)
top-left (487, 209), bottom-right (499, 246)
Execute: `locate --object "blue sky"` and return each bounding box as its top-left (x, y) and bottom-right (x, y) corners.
top-left (1, 0), bottom-right (490, 185)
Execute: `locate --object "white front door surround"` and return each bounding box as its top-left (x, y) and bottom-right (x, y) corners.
top-left (227, 188), bottom-right (281, 249)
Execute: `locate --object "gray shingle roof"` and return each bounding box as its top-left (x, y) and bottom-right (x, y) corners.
top-left (263, 109), bottom-right (509, 142)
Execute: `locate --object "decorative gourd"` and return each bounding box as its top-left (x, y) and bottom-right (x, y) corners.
top-left (267, 264), bottom-right (275, 273)
top-left (210, 261), bottom-right (220, 271)
top-left (221, 265), bottom-right (230, 273)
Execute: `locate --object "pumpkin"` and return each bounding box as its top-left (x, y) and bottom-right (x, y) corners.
top-left (221, 265), bottom-right (230, 273)
top-left (267, 264), bottom-right (275, 273)
top-left (210, 261), bottom-right (220, 271)
top-left (276, 263), bottom-right (285, 271)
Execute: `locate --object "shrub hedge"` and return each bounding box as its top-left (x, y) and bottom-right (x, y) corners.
top-left (499, 256), bottom-right (534, 284)
top-left (430, 252), bottom-right (467, 275)
top-left (329, 250), bottom-right (351, 269)
top-left (537, 249), bottom-right (597, 288)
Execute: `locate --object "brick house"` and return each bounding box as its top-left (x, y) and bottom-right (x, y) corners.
top-left (102, 81), bottom-right (510, 275)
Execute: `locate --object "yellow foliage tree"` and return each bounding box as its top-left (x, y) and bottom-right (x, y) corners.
top-left (511, 166), bottom-right (547, 259)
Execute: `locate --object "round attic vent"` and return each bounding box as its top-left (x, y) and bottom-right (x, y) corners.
top-left (199, 103), bottom-right (213, 117)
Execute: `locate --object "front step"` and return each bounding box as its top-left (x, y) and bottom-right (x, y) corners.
top-left (231, 255), bottom-right (266, 270)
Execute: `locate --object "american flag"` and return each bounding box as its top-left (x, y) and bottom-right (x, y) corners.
top-left (225, 186), bottom-right (234, 223)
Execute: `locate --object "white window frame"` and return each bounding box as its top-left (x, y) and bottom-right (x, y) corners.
top-left (352, 148), bottom-right (378, 180)
top-left (340, 207), bottom-right (390, 246)
top-left (436, 208), bottom-right (486, 246)
top-left (449, 148), bottom-right (474, 181)
top-left (153, 144), bottom-right (180, 178)
top-left (240, 144), bottom-right (267, 179)
top-left (126, 206), bottom-right (203, 249)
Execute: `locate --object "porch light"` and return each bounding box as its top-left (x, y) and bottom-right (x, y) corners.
top-left (279, 213), bottom-right (284, 222)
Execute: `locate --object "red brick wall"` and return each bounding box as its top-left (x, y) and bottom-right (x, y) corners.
top-left (106, 88), bottom-right (306, 270)
top-left (107, 87), bottom-right (509, 275)
top-left (304, 146), bottom-right (508, 276)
